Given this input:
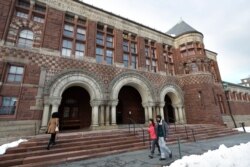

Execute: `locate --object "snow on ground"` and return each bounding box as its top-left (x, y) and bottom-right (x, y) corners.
top-left (235, 126), bottom-right (250, 133)
top-left (0, 139), bottom-right (27, 155)
top-left (167, 142), bottom-right (250, 167)
top-left (167, 127), bottom-right (250, 167)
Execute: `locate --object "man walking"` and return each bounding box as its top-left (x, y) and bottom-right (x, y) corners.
top-left (155, 115), bottom-right (172, 160)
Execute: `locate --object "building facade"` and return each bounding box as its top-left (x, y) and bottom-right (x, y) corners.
top-left (0, 0), bottom-right (249, 135)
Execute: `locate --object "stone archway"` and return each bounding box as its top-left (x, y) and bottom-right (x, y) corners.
top-left (159, 85), bottom-right (185, 124)
top-left (40, 72), bottom-right (104, 130)
top-left (109, 72), bottom-right (155, 125)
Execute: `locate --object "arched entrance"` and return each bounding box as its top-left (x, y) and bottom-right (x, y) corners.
top-left (117, 86), bottom-right (145, 124)
top-left (58, 86), bottom-right (91, 130)
top-left (164, 95), bottom-right (175, 123)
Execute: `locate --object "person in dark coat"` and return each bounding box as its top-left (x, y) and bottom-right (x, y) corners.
top-left (155, 115), bottom-right (172, 160)
top-left (46, 112), bottom-right (59, 150)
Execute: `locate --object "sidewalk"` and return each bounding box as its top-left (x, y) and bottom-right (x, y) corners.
top-left (51, 133), bottom-right (250, 167)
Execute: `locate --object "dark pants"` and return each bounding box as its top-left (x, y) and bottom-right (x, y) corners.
top-left (150, 139), bottom-right (161, 155)
top-left (47, 133), bottom-right (56, 149)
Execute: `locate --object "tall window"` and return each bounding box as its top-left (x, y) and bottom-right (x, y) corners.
top-left (122, 32), bottom-right (137, 69)
top-left (144, 40), bottom-right (157, 72)
top-left (75, 43), bottom-right (85, 59)
top-left (18, 30), bottom-right (34, 48)
top-left (61, 15), bottom-right (86, 59)
top-left (95, 24), bottom-right (114, 65)
top-left (163, 44), bottom-right (174, 75)
top-left (7, 66), bottom-right (24, 83)
top-left (62, 40), bottom-right (72, 57)
top-left (96, 47), bottom-right (104, 63)
top-left (0, 97), bottom-right (17, 115)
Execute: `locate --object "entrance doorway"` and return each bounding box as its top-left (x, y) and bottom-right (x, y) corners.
top-left (116, 86), bottom-right (145, 124)
top-left (58, 86), bottom-right (91, 130)
top-left (164, 95), bottom-right (175, 123)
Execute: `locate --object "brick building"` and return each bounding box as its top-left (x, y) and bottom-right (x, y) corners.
top-left (0, 0), bottom-right (249, 136)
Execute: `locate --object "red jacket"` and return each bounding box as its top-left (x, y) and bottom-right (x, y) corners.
top-left (148, 124), bottom-right (157, 140)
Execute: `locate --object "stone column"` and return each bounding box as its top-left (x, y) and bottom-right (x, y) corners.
top-left (148, 106), bottom-right (153, 119)
top-left (40, 104), bottom-right (50, 130)
top-left (105, 105), bottom-right (110, 126)
top-left (100, 105), bottom-right (105, 126)
top-left (91, 105), bottom-right (99, 127)
top-left (182, 106), bottom-right (187, 123)
top-left (178, 105), bottom-right (184, 124)
top-left (142, 103), bottom-right (149, 123)
top-left (174, 106), bottom-right (180, 123)
top-left (159, 102), bottom-right (165, 120)
top-left (110, 100), bottom-right (118, 126)
top-left (156, 106), bottom-right (160, 116)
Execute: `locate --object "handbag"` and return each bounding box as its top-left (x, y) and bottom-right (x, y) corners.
top-left (55, 126), bottom-right (59, 132)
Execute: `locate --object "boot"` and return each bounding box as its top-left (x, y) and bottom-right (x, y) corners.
top-left (47, 141), bottom-right (52, 150)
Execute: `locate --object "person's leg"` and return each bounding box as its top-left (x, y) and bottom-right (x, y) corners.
top-left (51, 133), bottom-right (56, 144)
top-left (156, 140), bottom-right (161, 154)
top-left (149, 140), bottom-right (154, 158)
top-left (47, 134), bottom-right (53, 150)
top-left (158, 137), bottom-right (166, 159)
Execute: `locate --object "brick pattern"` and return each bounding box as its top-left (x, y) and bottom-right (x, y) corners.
top-left (86, 20), bottom-right (96, 57)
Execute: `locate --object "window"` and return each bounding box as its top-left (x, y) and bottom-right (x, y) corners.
top-left (131, 42), bottom-right (137, 53)
top-left (96, 47), bottom-right (103, 63)
top-left (106, 50), bottom-right (113, 65)
top-left (0, 97), bottom-right (17, 115)
top-left (61, 40), bottom-right (72, 57)
top-left (76, 28), bottom-right (86, 40)
top-left (75, 43), bottom-right (85, 59)
top-left (146, 58), bottom-right (150, 71)
top-left (106, 35), bottom-right (113, 48)
top-left (123, 40), bottom-right (129, 52)
top-left (151, 48), bottom-right (156, 58)
top-left (131, 55), bottom-right (137, 69)
top-left (152, 60), bottom-right (157, 72)
top-left (123, 54), bottom-right (129, 67)
top-left (18, 0), bottom-right (30, 8)
top-left (18, 30), bottom-right (33, 48)
top-left (34, 4), bottom-right (46, 12)
top-left (96, 32), bottom-right (104, 45)
top-left (64, 24), bottom-right (74, 37)
top-left (33, 16), bottom-right (44, 23)
top-left (145, 47), bottom-right (149, 57)
top-left (7, 66), bottom-right (24, 83)
top-left (16, 11), bottom-right (28, 19)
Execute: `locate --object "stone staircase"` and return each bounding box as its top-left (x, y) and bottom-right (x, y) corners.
top-left (0, 124), bottom-right (240, 167)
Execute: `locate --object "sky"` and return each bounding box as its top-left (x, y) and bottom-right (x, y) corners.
top-left (80, 0), bottom-right (250, 84)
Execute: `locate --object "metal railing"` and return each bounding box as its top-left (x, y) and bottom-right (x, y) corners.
top-left (128, 118), bottom-right (147, 146)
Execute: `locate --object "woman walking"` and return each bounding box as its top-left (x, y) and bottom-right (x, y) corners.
top-left (46, 112), bottom-right (59, 150)
top-left (148, 118), bottom-right (161, 158)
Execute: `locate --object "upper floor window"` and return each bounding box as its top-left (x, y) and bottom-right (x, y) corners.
top-left (33, 16), bottom-right (44, 23)
top-left (106, 35), bottom-right (113, 48)
top-left (18, 0), bottom-right (30, 8)
top-left (18, 30), bottom-right (33, 48)
top-left (64, 24), bottom-right (74, 37)
top-left (144, 40), bottom-right (157, 72)
top-left (0, 97), bottom-right (17, 115)
top-left (75, 43), bottom-right (85, 59)
top-left (16, 11), bottom-right (28, 19)
top-left (76, 28), bottom-right (86, 40)
top-left (62, 39), bottom-right (72, 57)
top-left (106, 50), bottom-right (113, 65)
top-left (7, 66), bottom-right (24, 83)
top-left (96, 32), bottom-right (104, 45)
top-left (122, 32), bottom-right (137, 69)
top-left (96, 47), bottom-right (104, 63)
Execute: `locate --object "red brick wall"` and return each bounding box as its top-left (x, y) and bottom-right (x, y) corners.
top-left (0, 0), bottom-right (13, 39)
top-left (114, 29), bottom-right (123, 63)
top-left (138, 37), bottom-right (145, 68)
top-left (86, 20), bottom-right (96, 57)
top-left (156, 43), bottom-right (164, 72)
top-left (229, 101), bottom-right (250, 115)
top-left (42, 8), bottom-right (64, 50)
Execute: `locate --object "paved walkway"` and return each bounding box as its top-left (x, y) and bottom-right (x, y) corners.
top-left (51, 133), bottom-right (250, 167)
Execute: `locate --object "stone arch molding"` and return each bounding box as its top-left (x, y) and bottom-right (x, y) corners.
top-left (109, 72), bottom-right (155, 104)
top-left (159, 84), bottom-right (184, 106)
top-left (48, 72), bottom-right (104, 102)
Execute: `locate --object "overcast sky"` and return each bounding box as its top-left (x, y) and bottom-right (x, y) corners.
top-left (81, 0), bottom-right (250, 84)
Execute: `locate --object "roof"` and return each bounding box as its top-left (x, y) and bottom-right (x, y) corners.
top-left (166, 20), bottom-right (202, 37)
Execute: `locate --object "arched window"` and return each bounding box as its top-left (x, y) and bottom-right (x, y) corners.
top-left (18, 30), bottom-right (34, 48)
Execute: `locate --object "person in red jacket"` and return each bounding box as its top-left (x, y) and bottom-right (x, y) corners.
top-left (148, 118), bottom-right (161, 158)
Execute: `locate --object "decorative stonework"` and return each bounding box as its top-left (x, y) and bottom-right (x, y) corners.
top-left (159, 84), bottom-right (184, 105)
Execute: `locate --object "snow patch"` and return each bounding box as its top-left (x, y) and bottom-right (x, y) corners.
top-left (0, 139), bottom-right (28, 155)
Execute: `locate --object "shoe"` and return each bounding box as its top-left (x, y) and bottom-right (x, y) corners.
top-left (46, 145), bottom-right (50, 150)
top-left (159, 158), bottom-right (166, 161)
top-left (148, 155), bottom-right (153, 159)
top-left (169, 152), bottom-right (172, 159)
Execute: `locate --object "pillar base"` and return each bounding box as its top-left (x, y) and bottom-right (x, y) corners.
top-left (39, 126), bottom-right (47, 134)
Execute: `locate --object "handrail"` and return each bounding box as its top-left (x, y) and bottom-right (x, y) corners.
top-left (167, 116), bottom-right (196, 142)
top-left (127, 117), bottom-right (146, 146)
